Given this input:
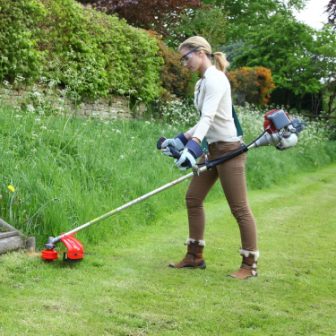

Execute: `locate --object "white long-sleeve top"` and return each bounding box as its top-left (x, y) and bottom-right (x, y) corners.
top-left (186, 66), bottom-right (240, 144)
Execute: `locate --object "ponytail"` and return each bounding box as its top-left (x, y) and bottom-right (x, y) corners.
top-left (179, 36), bottom-right (230, 73)
top-left (213, 52), bottom-right (230, 73)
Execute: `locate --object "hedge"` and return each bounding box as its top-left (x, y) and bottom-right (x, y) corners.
top-left (0, 0), bottom-right (164, 103)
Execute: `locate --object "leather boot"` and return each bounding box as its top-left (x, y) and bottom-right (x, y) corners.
top-left (229, 249), bottom-right (259, 280)
top-left (169, 239), bottom-right (206, 269)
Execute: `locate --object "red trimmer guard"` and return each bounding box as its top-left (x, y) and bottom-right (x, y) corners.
top-left (60, 234), bottom-right (84, 261)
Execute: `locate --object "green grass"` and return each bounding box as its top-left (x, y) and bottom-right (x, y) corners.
top-left (1, 104), bottom-right (336, 249)
top-left (0, 165), bottom-right (335, 335)
top-left (0, 105), bottom-right (185, 245)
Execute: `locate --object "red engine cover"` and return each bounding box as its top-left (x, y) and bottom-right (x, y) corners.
top-left (263, 109), bottom-right (290, 134)
top-left (263, 109), bottom-right (279, 133)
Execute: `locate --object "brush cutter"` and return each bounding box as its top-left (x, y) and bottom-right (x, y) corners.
top-left (41, 109), bottom-right (303, 262)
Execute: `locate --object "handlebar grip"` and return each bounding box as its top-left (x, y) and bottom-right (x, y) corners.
top-left (169, 147), bottom-right (181, 160)
top-left (156, 137), bottom-right (166, 150)
top-left (156, 137), bottom-right (181, 159)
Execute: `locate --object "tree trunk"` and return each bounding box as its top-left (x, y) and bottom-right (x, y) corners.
top-left (327, 85), bottom-right (336, 115)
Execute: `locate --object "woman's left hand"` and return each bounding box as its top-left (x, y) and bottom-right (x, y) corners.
top-left (175, 139), bottom-right (203, 170)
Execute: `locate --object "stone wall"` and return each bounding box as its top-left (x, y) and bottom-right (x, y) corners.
top-left (0, 87), bottom-right (144, 119)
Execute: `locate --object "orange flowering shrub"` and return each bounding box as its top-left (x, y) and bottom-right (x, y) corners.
top-left (227, 66), bottom-right (275, 106)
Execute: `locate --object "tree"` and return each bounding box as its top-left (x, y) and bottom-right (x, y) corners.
top-left (76, 0), bottom-right (201, 35)
top-left (201, 0), bottom-right (306, 42)
top-left (327, 0), bottom-right (336, 27)
top-left (165, 5), bottom-right (229, 49)
top-left (314, 25), bottom-right (336, 116)
top-left (228, 13), bottom-right (323, 105)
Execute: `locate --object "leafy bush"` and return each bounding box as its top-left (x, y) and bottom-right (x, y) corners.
top-left (228, 66), bottom-right (275, 106)
top-left (37, 0), bottom-right (109, 102)
top-left (0, 0), bottom-right (164, 103)
top-left (123, 28), bottom-right (164, 102)
top-left (0, 0), bottom-right (45, 84)
top-left (148, 31), bottom-right (192, 100)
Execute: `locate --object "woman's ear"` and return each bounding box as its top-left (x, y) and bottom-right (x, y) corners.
top-left (195, 50), bottom-right (203, 59)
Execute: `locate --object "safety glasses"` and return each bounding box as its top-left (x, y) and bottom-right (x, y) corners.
top-left (180, 47), bottom-right (199, 65)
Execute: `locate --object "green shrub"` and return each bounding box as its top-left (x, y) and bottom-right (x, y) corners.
top-left (0, 0), bottom-right (164, 103)
top-left (37, 0), bottom-right (110, 102)
top-left (149, 32), bottom-right (192, 100)
top-left (0, 0), bottom-right (45, 83)
top-left (123, 28), bottom-right (164, 102)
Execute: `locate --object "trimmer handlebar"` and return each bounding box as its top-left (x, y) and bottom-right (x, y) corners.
top-left (157, 136), bottom-right (249, 170)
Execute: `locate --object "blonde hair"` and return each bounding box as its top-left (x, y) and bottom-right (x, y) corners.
top-left (178, 36), bottom-right (230, 72)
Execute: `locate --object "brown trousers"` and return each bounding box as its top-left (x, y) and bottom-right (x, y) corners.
top-left (186, 141), bottom-right (257, 251)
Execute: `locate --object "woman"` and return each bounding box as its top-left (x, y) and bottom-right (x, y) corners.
top-left (160, 36), bottom-right (259, 280)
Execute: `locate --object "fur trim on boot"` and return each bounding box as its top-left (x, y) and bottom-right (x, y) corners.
top-left (229, 249), bottom-right (259, 280)
top-left (185, 238), bottom-right (205, 246)
top-left (169, 239), bottom-right (206, 269)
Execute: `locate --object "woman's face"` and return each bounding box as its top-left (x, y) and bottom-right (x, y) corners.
top-left (179, 47), bottom-right (202, 72)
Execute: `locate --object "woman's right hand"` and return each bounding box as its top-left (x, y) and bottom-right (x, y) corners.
top-left (160, 133), bottom-right (188, 157)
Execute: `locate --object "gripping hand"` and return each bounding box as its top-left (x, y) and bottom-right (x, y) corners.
top-left (161, 133), bottom-right (188, 157)
top-left (175, 139), bottom-right (203, 170)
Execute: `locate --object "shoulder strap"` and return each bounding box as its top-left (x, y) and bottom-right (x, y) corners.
top-left (232, 105), bottom-right (243, 136)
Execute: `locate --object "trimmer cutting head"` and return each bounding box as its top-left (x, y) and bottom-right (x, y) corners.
top-left (41, 248), bottom-right (58, 261)
top-left (41, 236), bottom-right (58, 261)
top-left (41, 234), bottom-right (84, 262)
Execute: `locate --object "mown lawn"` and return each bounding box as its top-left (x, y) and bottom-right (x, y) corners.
top-left (0, 165), bottom-right (335, 336)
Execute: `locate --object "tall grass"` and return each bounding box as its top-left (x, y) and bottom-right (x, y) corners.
top-left (237, 105), bottom-right (336, 189)
top-left (1, 103), bottom-right (335, 246)
top-left (0, 105), bottom-right (182, 245)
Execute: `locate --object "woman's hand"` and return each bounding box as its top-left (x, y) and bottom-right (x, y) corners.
top-left (175, 139), bottom-right (203, 170)
top-left (160, 133), bottom-right (188, 157)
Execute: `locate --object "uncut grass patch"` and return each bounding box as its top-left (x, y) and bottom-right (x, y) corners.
top-left (0, 104), bottom-right (336, 248)
top-left (0, 105), bottom-right (183, 246)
